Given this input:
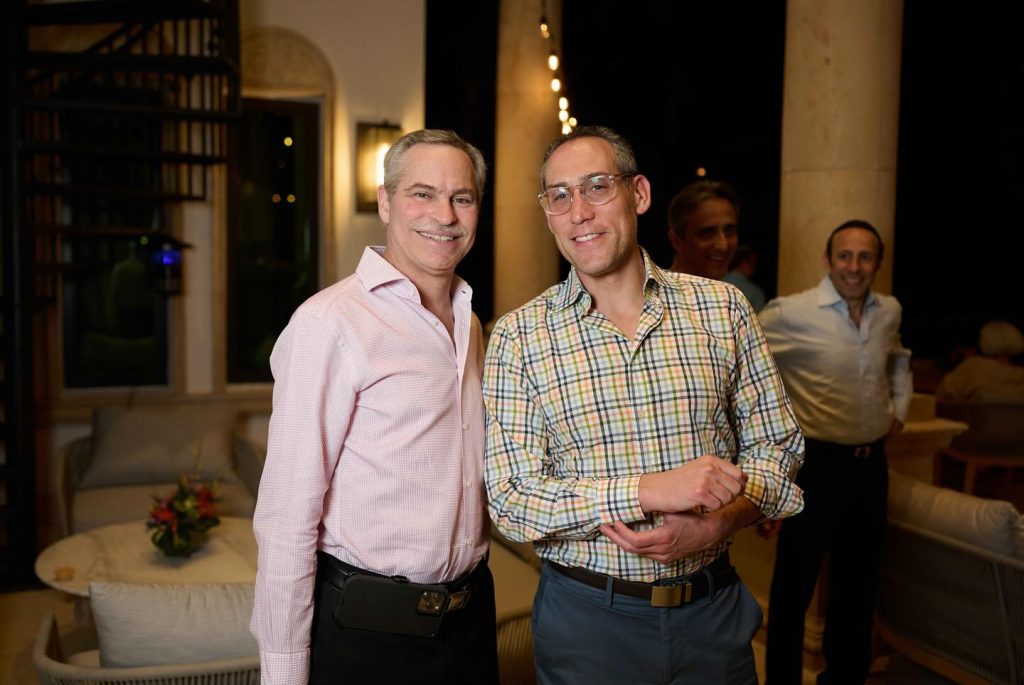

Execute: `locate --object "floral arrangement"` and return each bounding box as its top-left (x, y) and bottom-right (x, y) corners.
top-left (147, 476), bottom-right (220, 557)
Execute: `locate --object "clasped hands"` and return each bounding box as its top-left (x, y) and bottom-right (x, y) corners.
top-left (600, 456), bottom-right (747, 564)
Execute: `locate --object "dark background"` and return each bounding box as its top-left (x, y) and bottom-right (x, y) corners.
top-left (427, 1), bottom-right (1022, 362)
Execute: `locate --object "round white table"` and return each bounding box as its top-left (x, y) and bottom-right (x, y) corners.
top-left (35, 516), bottom-right (257, 597)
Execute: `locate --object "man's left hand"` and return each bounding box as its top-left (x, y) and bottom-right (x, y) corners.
top-left (600, 512), bottom-right (725, 564)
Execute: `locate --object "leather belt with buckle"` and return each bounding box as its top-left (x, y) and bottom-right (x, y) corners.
top-left (806, 437), bottom-right (883, 460)
top-left (549, 553), bottom-right (739, 607)
top-left (316, 550), bottom-right (480, 614)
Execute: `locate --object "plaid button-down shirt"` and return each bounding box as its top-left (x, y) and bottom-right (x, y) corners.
top-left (484, 249), bottom-right (804, 581)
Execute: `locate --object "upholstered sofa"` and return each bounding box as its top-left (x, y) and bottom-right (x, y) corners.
top-left (34, 581), bottom-right (260, 685)
top-left (877, 470), bottom-right (1024, 684)
top-left (56, 405), bottom-right (265, 535)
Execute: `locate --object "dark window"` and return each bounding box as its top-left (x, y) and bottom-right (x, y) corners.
top-left (59, 97), bottom-right (171, 388)
top-left (228, 98), bottom-right (320, 383)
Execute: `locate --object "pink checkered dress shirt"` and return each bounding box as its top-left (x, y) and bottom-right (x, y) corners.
top-left (250, 247), bottom-right (489, 685)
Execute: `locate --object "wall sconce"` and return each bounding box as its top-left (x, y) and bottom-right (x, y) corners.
top-left (356, 122), bottom-right (402, 213)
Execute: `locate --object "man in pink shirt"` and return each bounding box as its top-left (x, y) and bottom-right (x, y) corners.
top-left (251, 129), bottom-right (497, 685)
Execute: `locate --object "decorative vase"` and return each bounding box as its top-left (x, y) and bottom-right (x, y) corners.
top-left (147, 476), bottom-right (220, 557)
top-left (151, 527), bottom-right (209, 557)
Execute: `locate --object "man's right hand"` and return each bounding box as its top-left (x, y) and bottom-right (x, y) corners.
top-left (638, 456), bottom-right (746, 514)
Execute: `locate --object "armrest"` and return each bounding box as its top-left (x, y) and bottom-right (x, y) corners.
top-left (56, 437), bottom-right (94, 538)
top-left (232, 435), bottom-right (265, 499)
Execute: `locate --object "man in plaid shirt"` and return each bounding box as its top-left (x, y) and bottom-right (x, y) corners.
top-left (484, 126), bottom-right (804, 684)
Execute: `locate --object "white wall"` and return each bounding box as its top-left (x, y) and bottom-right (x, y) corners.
top-left (240, 0), bottom-right (426, 279)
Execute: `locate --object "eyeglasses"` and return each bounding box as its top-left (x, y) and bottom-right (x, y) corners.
top-left (537, 173), bottom-right (635, 215)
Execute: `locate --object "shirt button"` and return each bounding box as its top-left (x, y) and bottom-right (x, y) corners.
top-left (464, 479), bottom-right (473, 488)
top-left (465, 537), bottom-right (474, 546)
top-left (462, 423), bottom-right (469, 431)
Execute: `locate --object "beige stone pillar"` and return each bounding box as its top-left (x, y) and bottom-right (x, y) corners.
top-left (777, 0), bottom-right (904, 296)
top-left (493, 0), bottom-right (562, 320)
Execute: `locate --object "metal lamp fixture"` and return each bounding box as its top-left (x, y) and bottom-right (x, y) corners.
top-left (356, 122), bottom-right (402, 213)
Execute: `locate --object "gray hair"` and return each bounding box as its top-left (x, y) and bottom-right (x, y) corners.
top-left (382, 129), bottom-right (487, 199)
top-left (540, 125), bottom-right (638, 188)
top-left (979, 320), bottom-right (1024, 357)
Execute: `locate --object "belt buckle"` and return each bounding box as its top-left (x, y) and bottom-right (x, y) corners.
top-left (853, 445), bottom-right (871, 459)
top-left (650, 582), bottom-right (691, 607)
top-left (447, 590), bottom-right (471, 612)
top-left (416, 590), bottom-right (447, 616)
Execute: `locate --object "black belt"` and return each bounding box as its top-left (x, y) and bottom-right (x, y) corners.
top-left (316, 551), bottom-right (481, 612)
top-left (549, 552), bottom-right (739, 608)
top-left (805, 436), bottom-right (885, 460)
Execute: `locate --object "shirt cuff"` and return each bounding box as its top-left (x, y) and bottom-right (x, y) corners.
top-left (595, 474), bottom-right (646, 525)
top-left (260, 649), bottom-right (310, 685)
top-left (741, 466), bottom-right (804, 521)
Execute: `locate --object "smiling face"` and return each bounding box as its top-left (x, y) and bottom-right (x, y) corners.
top-left (825, 227), bottom-right (882, 306)
top-left (378, 143), bottom-right (479, 288)
top-left (542, 137), bottom-right (650, 285)
top-left (668, 197), bottom-right (738, 280)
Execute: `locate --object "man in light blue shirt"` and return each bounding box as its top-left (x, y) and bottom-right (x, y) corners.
top-left (758, 219), bottom-right (911, 685)
top-left (723, 245), bottom-right (766, 312)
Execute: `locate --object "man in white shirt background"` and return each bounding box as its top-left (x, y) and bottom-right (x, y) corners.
top-left (758, 219), bottom-right (912, 685)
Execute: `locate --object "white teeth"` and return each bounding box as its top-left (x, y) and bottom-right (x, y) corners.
top-left (574, 233), bottom-right (599, 242)
top-left (419, 232), bottom-right (457, 242)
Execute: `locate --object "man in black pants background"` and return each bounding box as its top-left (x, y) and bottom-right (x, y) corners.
top-left (758, 220), bottom-right (912, 684)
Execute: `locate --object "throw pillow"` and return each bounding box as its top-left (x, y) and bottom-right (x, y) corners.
top-left (79, 405), bottom-right (238, 488)
top-left (888, 469), bottom-right (1024, 558)
top-left (89, 581), bottom-right (257, 668)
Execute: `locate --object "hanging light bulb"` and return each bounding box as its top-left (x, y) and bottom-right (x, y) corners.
top-left (550, 77), bottom-right (561, 92)
top-left (568, 116), bottom-right (578, 127)
top-left (548, 52), bottom-right (559, 71)
top-left (539, 16), bottom-right (550, 38)
top-left (562, 122), bottom-right (572, 135)
top-left (558, 109), bottom-right (569, 122)
top-left (559, 97), bottom-right (568, 110)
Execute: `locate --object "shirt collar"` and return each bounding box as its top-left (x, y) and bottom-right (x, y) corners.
top-left (814, 274), bottom-right (877, 310)
top-left (355, 246), bottom-right (472, 303)
top-left (551, 247), bottom-right (670, 311)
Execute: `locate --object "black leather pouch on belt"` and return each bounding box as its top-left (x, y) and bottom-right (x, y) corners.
top-left (332, 573), bottom-right (449, 638)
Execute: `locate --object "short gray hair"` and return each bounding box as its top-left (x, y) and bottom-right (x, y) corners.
top-left (979, 320), bottom-right (1024, 357)
top-left (382, 129), bottom-right (487, 199)
top-left (540, 125), bottom-right (638, 188)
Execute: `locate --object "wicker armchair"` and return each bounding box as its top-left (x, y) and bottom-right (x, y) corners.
top-left (34, 611), bottom-right (260, 685)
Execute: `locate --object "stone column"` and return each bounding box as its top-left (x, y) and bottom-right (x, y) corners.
top-left (493, 0), bottom-right (562, 320)
top-left (777, 0), bottom-right (904, 295)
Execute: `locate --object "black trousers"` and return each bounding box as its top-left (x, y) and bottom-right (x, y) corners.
top-left (764, 438), bottom-right (889, 685)
top-left (309, 557), bottom-right (500, 685)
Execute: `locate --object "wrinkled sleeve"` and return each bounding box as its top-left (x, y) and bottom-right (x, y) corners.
top-left (250, 309), bottom-right (354, 685)
top-left (483, 316), bottom-right (645, 543)
top-left (731, 295), bottom-right (805, 520)
top-left (888, 305), bottom-right (914, 423)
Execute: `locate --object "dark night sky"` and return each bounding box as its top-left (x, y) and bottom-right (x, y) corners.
top-left (561, 0), bottom-right (1022, 361)
top-left (428, 1), bottom-right (1023, 359)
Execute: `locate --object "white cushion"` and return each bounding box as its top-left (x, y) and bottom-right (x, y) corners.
top-left (89, 582), bottom-right (257, 668)
top-left (79, 405), bottom-right (238, 488)
top-left (889, 469), bottom-right (1024, 557)
top-left (72, 481), bottom-right (255, 533)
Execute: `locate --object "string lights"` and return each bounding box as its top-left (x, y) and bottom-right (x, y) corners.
top-left (539, 1), bottom-right (576, 135)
